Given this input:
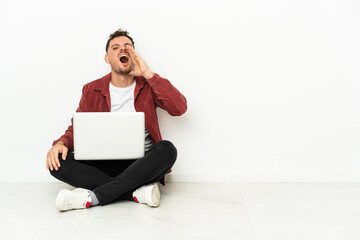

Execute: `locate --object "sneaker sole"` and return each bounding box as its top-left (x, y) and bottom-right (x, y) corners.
top-left (150, 183), bottom-right (161, 207)
top-left (55, 189), bottom-right (70, 211)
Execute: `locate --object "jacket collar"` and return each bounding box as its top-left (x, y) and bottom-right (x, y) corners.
top-left (94, 73), bottom-right (111, 94)
top-left (94, 72), bottom-right (147, 97)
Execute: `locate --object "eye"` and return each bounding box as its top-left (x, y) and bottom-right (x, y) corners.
top-left (113, 47), bottom-right (118, 50)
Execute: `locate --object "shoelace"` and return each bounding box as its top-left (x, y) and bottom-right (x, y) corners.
top-left (67, 193), bottom-right (89, 208)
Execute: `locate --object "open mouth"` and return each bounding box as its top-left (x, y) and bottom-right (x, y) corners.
top-left (119, 54), bottom-right (129, 63)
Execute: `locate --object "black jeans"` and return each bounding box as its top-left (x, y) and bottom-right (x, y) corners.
top-left (50, 140), bottom-right (177, 206)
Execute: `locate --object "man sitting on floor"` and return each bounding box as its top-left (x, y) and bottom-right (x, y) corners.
top-left (46, 29), bottom-right (187, 211)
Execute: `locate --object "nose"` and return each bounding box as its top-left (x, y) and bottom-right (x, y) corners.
top-left (119, 45), bottom-right (128, 52)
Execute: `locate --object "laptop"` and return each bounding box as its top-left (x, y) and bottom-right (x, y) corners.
top-left (73, 112), bottom-right (145, 160)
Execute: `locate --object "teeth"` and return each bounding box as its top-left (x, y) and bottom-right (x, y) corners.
top-left (119, 54), bottom-right (129, 63)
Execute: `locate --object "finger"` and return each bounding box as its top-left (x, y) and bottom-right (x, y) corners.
top-left (49, 154), bottom-right (54, 171)
top-left (50, 154), bottom-right (55, 171)
top-left (56, 157), bottom-right (61, 169)
top-left (126, 44), bottom-right (136, 54)
top-left (46, 154), bottom-right (50, 170)
top-left (54, 151), bottom-right (61, 169)
top-left (127, 51), bottom-right (136, 64)
top-left (51, 152), bottom-right (59, 171)
top-left (126, 46), bottom-right (149, 72)
top-left (126, 45), bottom-right (138, 60)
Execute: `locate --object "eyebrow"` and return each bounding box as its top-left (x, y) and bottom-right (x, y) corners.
top-left (111, 43), bottom-right (133, 48)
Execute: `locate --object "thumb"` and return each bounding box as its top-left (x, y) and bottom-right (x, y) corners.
top-left (62, 148), bottom-right (68, 160)
top-left (128, 70), bottom-right (134, 76)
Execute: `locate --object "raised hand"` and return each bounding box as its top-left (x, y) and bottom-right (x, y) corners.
top-left (126, 45), bottom-right (154, 80)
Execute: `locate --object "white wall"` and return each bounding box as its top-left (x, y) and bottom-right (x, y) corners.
top-left (1, 0), bottom-right (360, 182)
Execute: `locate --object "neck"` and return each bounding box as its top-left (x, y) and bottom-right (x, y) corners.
top-left (110, 70), bottom-right (134, 87)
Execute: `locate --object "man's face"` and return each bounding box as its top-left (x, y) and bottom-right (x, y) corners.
top-left (105, 36), bottom-right (134, 75)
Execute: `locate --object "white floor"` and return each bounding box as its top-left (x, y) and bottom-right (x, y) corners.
top-left (0, 183), bottom-right (359, 240)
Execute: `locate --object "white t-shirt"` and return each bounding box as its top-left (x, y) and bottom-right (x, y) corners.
top-left (109, 81), bottom-right (152, 152)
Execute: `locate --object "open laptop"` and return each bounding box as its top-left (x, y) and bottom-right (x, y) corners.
top-left (73, 112), bottom-right (145, 160)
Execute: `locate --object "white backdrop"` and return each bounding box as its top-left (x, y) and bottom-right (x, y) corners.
top-left (1, 0), bottom-right (360, 182)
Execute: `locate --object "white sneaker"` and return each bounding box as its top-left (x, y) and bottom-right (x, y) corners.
top-left (133, 182), bottom-right (161, 207)
top-left (55, 188), bottom-right (92, 211)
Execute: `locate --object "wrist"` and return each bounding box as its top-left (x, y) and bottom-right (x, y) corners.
top-left (143, 71), bottom-right (155, 80)
top-left (55, 140), bottom-right (65, 146)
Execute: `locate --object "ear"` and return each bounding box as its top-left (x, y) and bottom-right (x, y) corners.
top-left (105, 54), bottom-right (109, 63)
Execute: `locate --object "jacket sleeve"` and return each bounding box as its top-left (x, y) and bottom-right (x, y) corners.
top-left (52, 85), bottom-right (88, 151)
top-left (147, 74), bottom-right (187, 116)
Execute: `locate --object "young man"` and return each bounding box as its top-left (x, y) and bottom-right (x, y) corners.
top-left (46, 29), bottom-right (187, 211)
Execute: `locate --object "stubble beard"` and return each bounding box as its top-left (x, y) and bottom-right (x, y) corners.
top-left (114, 64), bottom-right (133, 75)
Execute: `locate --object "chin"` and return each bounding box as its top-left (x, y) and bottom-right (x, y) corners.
top-left (116, 68), bottom-right (131, 75)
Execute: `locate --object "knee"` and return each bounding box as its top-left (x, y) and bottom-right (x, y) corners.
top-left (49, 168), bottom-right (60, 178)
top-left (49, 166), bottom-right (61, 178)
top-left (49, 153), bottom-right (72, 178)
top-left (157, 140), bottom-right (177, 164)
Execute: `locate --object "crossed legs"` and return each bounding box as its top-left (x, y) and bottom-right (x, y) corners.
top-left (50, 140), bottom-right (177, 206)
